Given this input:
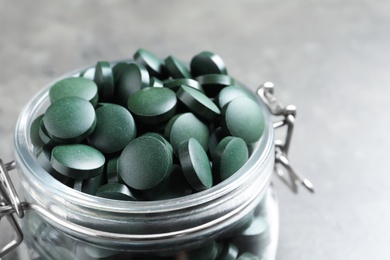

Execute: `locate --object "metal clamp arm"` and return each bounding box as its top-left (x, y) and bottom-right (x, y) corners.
top-left (0, 159), bottom-right (24, 257)
top-left (257, 82), bottom-right (314, 193)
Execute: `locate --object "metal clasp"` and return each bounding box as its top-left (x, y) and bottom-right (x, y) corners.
top-left (257, 82), bottom-right (314, 193)
top-left (0, 159), bottom-right (24, 257)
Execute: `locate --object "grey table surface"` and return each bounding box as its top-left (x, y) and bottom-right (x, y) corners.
top-left (1, 1), bottom-right (389, 259)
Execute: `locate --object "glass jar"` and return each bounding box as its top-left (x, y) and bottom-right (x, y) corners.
top-left (2, 65), bottom-right (280, 260)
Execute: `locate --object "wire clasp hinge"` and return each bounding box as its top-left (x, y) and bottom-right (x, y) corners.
top-left (257, 82), bottom-right (314, 193)
top-left (0, 159), bottom-right (24, 257)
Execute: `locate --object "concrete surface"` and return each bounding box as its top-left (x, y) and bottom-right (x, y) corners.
top-left (1, 0), bottom-right (390, 259)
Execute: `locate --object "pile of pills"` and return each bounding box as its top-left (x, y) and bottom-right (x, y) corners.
top-left (30, 49), bottom-right (265, 201)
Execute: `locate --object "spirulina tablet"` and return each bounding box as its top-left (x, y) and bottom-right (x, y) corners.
top-left (115, 63), bottom-right (150, 106)
top-left (118, 136), bottom-right (172, 190)
top-left (217, 85), bottom-right (252, 109)
top-left (190, 51), bottom-right (228, 77)
top-left (150, 77), bottom-right (164, 87)
top-left (164, 78), bottom-right (204, 93)
top-left (195, 74), bottom-right (235, 97)
top-left (51, 144), bottom-right (105, 179)
top-left (221, 97), bottom-right (265, 144)
top-left (217, 242), bottom-right (239, 260)
top-left (49, 77), bottom-right (98, 106)
top-left (96, 183), bottom-right (138, 201)
top-left (79, 67), bottom-right (96, 80)
top-left (87, 104), bottom-right (136, 154)
top-left (164, 55), bottom-right (192, 79)
top-left (237, 252), bottom-right (260, 260)
top-left (128, 87), bottom-right (177, 124)
top-left (43, 96), bottom-right (96, 143)
top-left (142, 132), bottom-right (173, 156)
top-left (134, 48), bottom-right (168, 79)
top-left (30, 115), bottom-right (45, 147)
top-left (213, 136), bottom-right (249, 182)
top-left (178, 138), bottom-right (213, 191)
top-left (176, 85), bottom-right (220, 122)
top-left (94, 61), bottom-right (114, 102)
top-left (164, 112), bottom-right (209, 154)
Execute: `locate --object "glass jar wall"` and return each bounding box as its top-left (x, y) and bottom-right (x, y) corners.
top-left (12, 66), bottom-right (278, 260)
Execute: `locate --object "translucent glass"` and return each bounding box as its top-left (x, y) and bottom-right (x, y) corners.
top-left (13, 65), bottom-right (278, 260)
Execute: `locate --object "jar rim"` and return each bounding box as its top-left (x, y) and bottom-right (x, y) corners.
top-left (14, 61), bottom-right (274, 214)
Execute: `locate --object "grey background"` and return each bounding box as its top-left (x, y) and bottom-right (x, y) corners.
top-left (0, 1), bottom-right (389, 259)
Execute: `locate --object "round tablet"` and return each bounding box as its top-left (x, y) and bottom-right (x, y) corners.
top-left (164, 78), bottom-right (204, 92)
top-left (79, 67), bottom-right (95, 80)
top-left (115, 63), bottom-right (150, 106)
top-left (49, 77), bottom-right (99, 106)
top-left (164, 113), bottom-right (209, 154)
top-left (150, 77), bottom-right (164, 87)
top-left (232, 216), bottom-right (269, 256)
top-left (142, 132), bottom-right (173, 156)
top-left (217, 85), bottom-right (252, 109)
top-left (43, 96), bottom-right (96, 143)
top-left (190, 51), bottom-right (228, 77)
top-left (218, 243), bottom-right (239, 260)
top-left (118, 136), bottom-right (172, 190)
top-left (133, 48), bottom-right (168, 79)
top-left (128, 87), bottom-right (177, 124)
top-left (208, 127), bottom-right (225, 160)
top-left (96, 183), bottom-right (138, 201)
top-left (51, 144), bottom-right (105, 179)
top-left (237, 252), bottom-right (260, 260)
top-left (30, 114), bottom-right (45, 147)
top-left (94, 61), bottom-right (114, 102)
top-left (87, 104), bottom-right (136, 154)
top-left (213, 136), bottom-right (248, 182)
top-left (177, 85), bottom-right (220, 122)
top-left (106, 157), bottom-right (120, 183)
top-left (178, 138), bottom-right (212, 191)
top-left (221, 97), bottom-right (265, 144)
top-left (164, 55), bottom-right (192, 79)
top-left (195, 74), bottom-right (235, 97)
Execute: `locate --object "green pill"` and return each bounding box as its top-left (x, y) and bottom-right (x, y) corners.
top-left (142, 132), bottom-right (173, 156)
top-left (30, 115), bottom-right (45, 147)
top-left (128, 87), bottom-right (177, 124)
top-left (164, 55), bottom-right (192, 79)
top-left (190, 51), bottom-right (228, 77)
top-left (217, 85), bottom-right (252, 109)
top-left (133, 48), bottom-right (168, 79)
top-left (221, 97), bottom-right (265, 144)
top-left (96, 183), bottom-right (138, 201)
top-left (237, 252), bottom-right (260, 260)
top-left (178, 138), bottom-right (212, 191)
top-left (43, 96), bottom-right (96, 143)
top-left (49, 77), bottom-right (98, 106)
top-left (118, 136), bottom-right (172, 190)
top-left (177, 85), bottom-right (220, 122)
top-left (150, 77), bottom-right (164, 87)
top-left (164, 78), bottom-right (204, 92)
top-left (88, 104), bottom-right (136, 154)
top-left (213, 136), bottom-right (248, 182)
top-left (195, 74), bottom-right (235, 97)
top-left (164, 113), bottom-right (209, 154)
top-left (216, 242), bottom-right (239, 260)
top-left (106, 156), bottom-right (120, 183)
top-left (115, 63), bottom-right (150, 106)
top-left (79, 67), bottom-right (95, 80)
top-left (94, 61), bottom-right (114, 102)
top-left (51, 144), bottom-right (105, 179)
